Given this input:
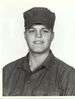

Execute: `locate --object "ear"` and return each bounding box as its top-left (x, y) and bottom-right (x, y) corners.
top-left (51, 32), bottom-right (54, 41)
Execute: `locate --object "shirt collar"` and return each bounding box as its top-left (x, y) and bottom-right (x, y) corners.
top-left (17, 53), bottom-right (31, 72)
top-left (41, 50), bottom-right (55, 70)
top-left (17, 50), bottom-right (55, 72)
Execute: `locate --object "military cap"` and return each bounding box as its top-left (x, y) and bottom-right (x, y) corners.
top-left (23, 7), bottom-right (55, 31)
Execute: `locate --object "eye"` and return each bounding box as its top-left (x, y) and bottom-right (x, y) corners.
top-left (42, 29), bottom-right (49, 33)
top-left (28, 29), bottom-right (35, 33)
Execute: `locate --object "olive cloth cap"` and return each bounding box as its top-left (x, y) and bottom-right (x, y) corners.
top-left (23, 7), bottom-right (55, 31)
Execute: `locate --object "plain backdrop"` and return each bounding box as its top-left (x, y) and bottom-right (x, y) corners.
top-left (0, 0), bottom-right (75, 96)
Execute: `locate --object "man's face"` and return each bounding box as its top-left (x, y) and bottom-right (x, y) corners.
top-left (24, 24), bottom-right (54, 54)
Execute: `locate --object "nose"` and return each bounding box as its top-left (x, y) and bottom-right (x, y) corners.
top-left (35, 30), bottom-right (42, 38)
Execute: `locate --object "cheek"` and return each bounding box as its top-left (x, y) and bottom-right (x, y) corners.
top-left (44, 35), bottom-right (52, 43)
top-left (25, 35), bottom-right (34, 43)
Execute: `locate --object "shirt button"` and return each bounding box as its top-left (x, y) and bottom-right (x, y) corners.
top-left (27, 80), bottom-right (30, 84)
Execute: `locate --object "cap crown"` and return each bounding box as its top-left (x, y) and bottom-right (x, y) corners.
top-left (23, 7), bottom-right (55, 31)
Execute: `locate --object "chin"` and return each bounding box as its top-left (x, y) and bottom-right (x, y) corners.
top-left (30, 48), bottom-right (49, 54)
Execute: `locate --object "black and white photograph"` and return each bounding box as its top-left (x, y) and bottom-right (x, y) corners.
top-left (0, 0), bottom-right (75, 97)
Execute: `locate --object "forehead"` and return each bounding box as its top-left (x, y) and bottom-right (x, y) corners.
top-left (30, 24), bottom-right (48, 29)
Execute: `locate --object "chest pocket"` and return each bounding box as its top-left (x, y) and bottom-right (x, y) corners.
top-left (32, 87), bottom-right (60, 96)
top-left (31, 81), bottom-right (60, 96)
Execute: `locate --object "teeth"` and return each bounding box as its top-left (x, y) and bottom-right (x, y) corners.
top-left (34, 41), bottom-right (43, 44)
top-left (35, 42), bottom-right (42, 44)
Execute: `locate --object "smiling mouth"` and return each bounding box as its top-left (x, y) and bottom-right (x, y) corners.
top-left (33, 41), bottom-right (44, 44)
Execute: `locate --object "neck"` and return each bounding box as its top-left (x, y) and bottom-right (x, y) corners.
top-left (29, 50), bottom-right (50, 72)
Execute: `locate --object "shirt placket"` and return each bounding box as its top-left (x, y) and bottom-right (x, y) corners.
top-left (22, 71), bottom-right (32, 96)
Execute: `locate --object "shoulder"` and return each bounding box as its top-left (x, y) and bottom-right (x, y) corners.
top-left (3, 56), bottom-right (26, 74)
top-left (53, 56), bottom-right (75, 72)
top-left (54, 57), bottom-right (75, 95)
top-left (54, 57), bottom-right (75, 85)
top-left (3, 56), bottom-right (27, 85)
top-left (52, 55), bottom-right (75, 82)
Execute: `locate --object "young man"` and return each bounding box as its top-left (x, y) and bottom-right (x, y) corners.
top-left (3, 7), bottom-right (75, 96)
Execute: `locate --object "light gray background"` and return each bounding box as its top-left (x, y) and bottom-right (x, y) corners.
top-left (0, 0), bottom-right (75, 96)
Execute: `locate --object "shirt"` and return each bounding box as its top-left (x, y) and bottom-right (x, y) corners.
top-left (3, 50), bottom-right (75, 96)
